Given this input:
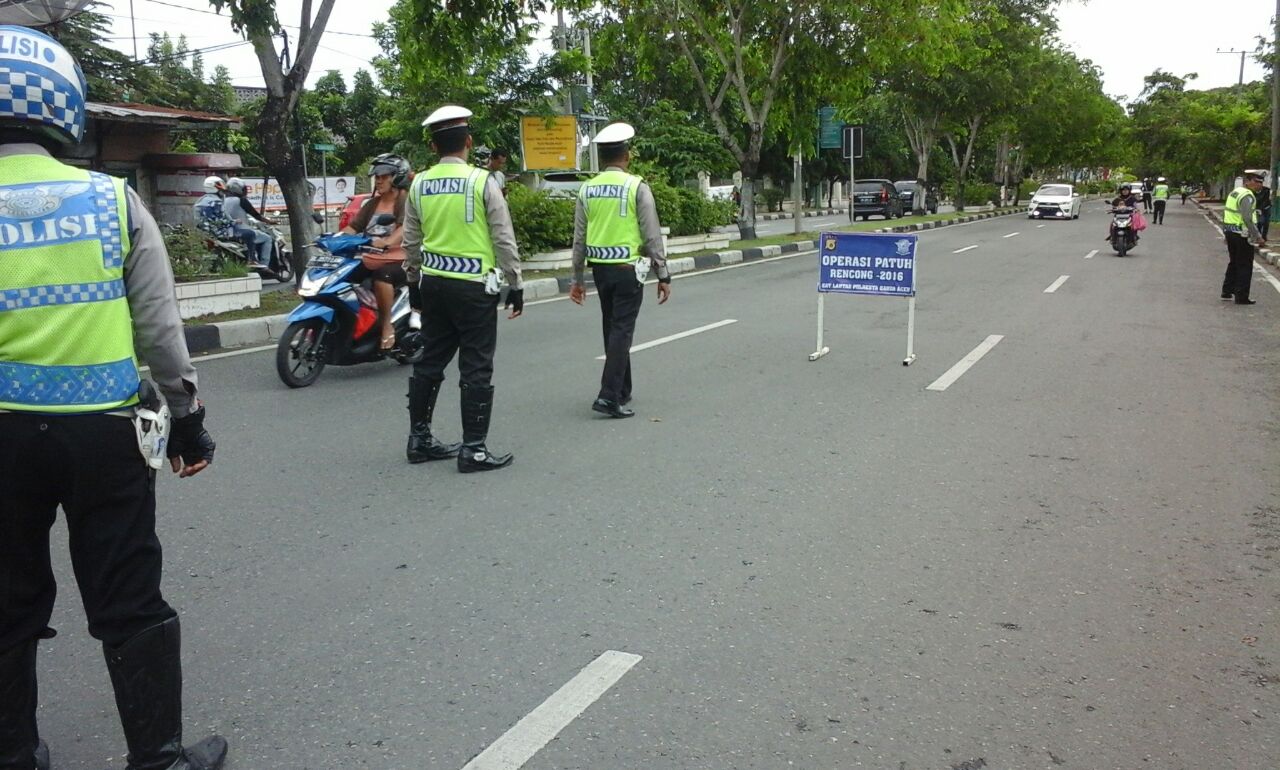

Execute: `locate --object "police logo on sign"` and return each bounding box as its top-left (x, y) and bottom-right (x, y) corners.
top-left (895, 239), bottom-right (912, 256)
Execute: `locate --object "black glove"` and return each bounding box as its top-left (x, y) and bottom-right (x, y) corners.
top-left (408, 280), bottom-right (423, 312)
top-left (504, 288), bottom-right (524, 314)
top-left (167, 405), bottom-right (216, 467)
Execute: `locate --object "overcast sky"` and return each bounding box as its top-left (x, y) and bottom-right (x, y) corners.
top-left (99, 0), bottom-right (1273, 104)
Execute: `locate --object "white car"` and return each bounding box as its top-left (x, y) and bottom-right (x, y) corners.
top-left (1027, 183), bottom-right (1081, 220)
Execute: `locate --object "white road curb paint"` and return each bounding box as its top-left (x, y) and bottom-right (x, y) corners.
top-left (460, 650), bottom-right (642, 770)
top-left (1036, 224), bottom-right (1045, 229)
top-left (597, 319), bottom-right (738, 359)
top-left (1043, 275), bottom-right (1070, 293)
top-left (953, 245), bottom-right (979, 254)
top-left (926, 335), bottom-right (1004, 392)
top-left (1253, 263), bottom-right (1280, 294)
top-left (1085, 250), bottom-right (1097, 259)
top-left (1003, 232), bottom-right (1020, 238)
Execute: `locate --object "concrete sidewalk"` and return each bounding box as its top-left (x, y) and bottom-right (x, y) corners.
top-left (182, 207), bottom-right (1024, 354)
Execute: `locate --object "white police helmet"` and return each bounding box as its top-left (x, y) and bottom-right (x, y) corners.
top-left (202, 175), bottom-right (225, 193)
top-left (0, 25), bottom-right (87, 145)
top-left (422, 104), bottom-right (473, 129)
top-left (226, 176), bottom-right (246, 195)
top-left (593, 122), bottom-right (636, 145)
top-left (1157, 177), bottom-right (1166, 182)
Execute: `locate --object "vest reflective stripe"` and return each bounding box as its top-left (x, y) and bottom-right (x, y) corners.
top-left (1153, 184), bottom-right (1170, 200)
top-left (1224, 186), bottom-right (1255, 228)
top-left (581, 170), bottom-right (644, 264)
top-left (0, 154), bottom-right (139, 413)
top-left (417, 164), bottom-right (495, 282)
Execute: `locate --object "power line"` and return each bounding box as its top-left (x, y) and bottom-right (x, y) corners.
top-left (138, 0), bottom-right (376, 37)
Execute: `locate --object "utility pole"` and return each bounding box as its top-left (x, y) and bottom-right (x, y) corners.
top-left (1272, 0), bottom-right (1280, 222)
top-left (583, 26), bottom-right (598, 173)
top-left (1217, 47), bottom-right (1248, 93)
top-left (128, 0), bottom-right (138, 59)
top-left (555, 7), bottom-right (572, 116)
top-left (793, 148), bottom-right (803, 235)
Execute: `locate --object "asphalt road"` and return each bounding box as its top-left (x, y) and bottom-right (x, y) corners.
top-left (36, 200), bottom-right (1280, 770)
top-left (720, 204), bottom-right (958, 239)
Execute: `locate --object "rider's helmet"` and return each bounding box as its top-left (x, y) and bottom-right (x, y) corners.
top-left (202, 175), bottom-right (226, 194)
top-left (472, 145), bottom-right (492, 168)
top-left (225, 177), bottom-right (246, 195)
top-left (0, 26), bottom-right (87, 146)
top-left (1157, 177), bottom-right (1166, 183)
top-left (368, 153), bottom-right (411, 189)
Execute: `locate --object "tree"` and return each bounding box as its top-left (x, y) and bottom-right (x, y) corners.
top-left (48, 2), bottom-right (155, 102)
top-left (207, 0), bottom-right (339, 280)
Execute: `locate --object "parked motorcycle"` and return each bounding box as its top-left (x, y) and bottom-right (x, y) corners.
top-left (275, 221), bottom-right (423, 388)
top-left (203, 222), bottom-right (294, 283)
top-left (1109, 206), bottom-right (1138, 257)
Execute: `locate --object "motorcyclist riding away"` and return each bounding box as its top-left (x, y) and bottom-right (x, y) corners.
top-left (222, 176), bottom-right (272, 267)
top-left (193, 175), bottom-right (233, 238)
top-left (341, 153), bottom-right (412, 351)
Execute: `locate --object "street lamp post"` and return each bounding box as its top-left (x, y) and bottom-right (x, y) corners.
top-left (1216, 47), bottom-right (1247, 93)
top-left (1272, 0), bottom-right (1280, 222)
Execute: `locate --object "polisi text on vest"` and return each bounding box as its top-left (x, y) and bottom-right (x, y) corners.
top-left (0, 213), bottom-right (99, 248)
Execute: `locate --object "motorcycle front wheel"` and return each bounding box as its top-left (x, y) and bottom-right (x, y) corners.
top-left (276, 319), bottom-right (328, 387)
top-left (274, 255), bottom-right (294, 284)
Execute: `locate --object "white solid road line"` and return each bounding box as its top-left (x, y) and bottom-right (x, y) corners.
top-left (1043, 275), bottom-right (1070, 293)
top-left (1003, 232), bottom-right (1020, 238)
top-left (926, 335), bottom-right (1004, 392)
top-left (460, 650), bottom-right (642, 770)
top-left (1253, 263), bottom-right (1280, 294)
top-left (1085, 249), bottom-right (1098, 259)
top-left (596, 319), bottom-right (738, 359)
top-left (953, 245), bottom-right (979, 254)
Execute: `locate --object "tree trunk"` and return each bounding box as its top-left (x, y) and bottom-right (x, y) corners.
top-left (947, 116), bottom-right (983, 212)
top-left (737, 174), bottom-right (758, 240)
top-left (903, 109), bottom-right (937, 215)
top-left (256, 103), bottom-right (319, 282)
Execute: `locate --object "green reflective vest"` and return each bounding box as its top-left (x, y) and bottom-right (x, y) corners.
top-left (579, 169), bottom-right (644, 264)
top-left (1153, 184), bottom-right (1170, 200)
top-left (415, 163), bottom-right (495, 281)
top-left (0, 154), bottom-right (139, 414)
top-left (1224, 186), bottom-right (1256, 229)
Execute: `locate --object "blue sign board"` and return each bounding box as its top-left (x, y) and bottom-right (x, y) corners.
top-left (818, 232), bottom-right (917, 297)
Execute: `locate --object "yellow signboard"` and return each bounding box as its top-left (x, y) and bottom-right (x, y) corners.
top-left (520, 115), bottom-right (579, 171)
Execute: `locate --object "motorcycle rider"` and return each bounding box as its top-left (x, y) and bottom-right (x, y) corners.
top-left (1105, 184), bottom-right (1141, 242)
top-left (222, 177), bottom-right (272, 268)
top-left (192, 175), bottom-right (233, 239)
top-left (341, 153), bottom-right (412, 351)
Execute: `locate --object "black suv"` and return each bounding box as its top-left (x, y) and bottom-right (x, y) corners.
top-left (851, 180), bottom-right (903, 220)
top-left (894, 180), bottom-right (939, 214)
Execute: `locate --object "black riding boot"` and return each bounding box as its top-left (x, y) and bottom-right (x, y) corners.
top-left (407, 375), bottom-right (461, 463)
top-left (0, 639), bottom-right (46, 770)
top-left (457, 384), bottom-right (513, 472)
top-left (103, 618), bottom-right (227, 770)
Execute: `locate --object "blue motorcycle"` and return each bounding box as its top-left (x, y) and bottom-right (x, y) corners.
top-left (275, 226), bottom-right (423, 388)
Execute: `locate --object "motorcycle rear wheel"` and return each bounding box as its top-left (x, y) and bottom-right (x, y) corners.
top-left (277, 320), bottom-right (327, 387)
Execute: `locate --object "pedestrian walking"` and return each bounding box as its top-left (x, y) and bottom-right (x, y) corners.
top-left (403, 105), bottom-right (523, 471)
top-left (1221, 170), bottom-right (1267, 305)
top-left (569, 122), bottom-right (672, 418)
top-left (1141, 178), bottom-right (1153, 212)
top-left (0, 26), bottom-right (224, 770)
top-left (1152, 177), bottom-right (1170, 224)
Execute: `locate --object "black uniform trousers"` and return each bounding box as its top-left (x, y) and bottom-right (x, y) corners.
top-left (0, 413), bottom-right (175, 653)
top-left (592, 264), bottom-right (644, 402)
top-left (413, 274), bottom-right (499, 387)
top-left (1142, 192), bottom-right (1152, 212)
top-left (1261, 209), bottom-right (1271, 240)
top-left (1152, 199), bottom-right (1166, 224)
top-left (1222, 231), bottom-right (1255, 301)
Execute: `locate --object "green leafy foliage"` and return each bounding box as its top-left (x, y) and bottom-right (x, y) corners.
top-left (757, 187), bottom-right (786, 213)
top-left (164, 225), bottom-right (249, 282)
top-left (505, 183), bottom-right (575, 258)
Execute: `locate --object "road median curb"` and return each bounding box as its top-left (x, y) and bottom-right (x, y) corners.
top-left (185, 207), bottom-right (1025, 356)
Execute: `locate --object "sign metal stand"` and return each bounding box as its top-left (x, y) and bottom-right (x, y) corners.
top-left (809, 231), bottom-right (919, 366)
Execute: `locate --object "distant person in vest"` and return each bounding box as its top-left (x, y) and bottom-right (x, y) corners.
top-left (1221, 171), bottom-right (1267, 305)
top-left (0, 25), bottom-right (224, 770)
top-left (402, 105), bottom-right (523, 472)
top-left (1151, 176), bottom-right (1170, 225)
top-left (569, 122), bottom-right (672, 419)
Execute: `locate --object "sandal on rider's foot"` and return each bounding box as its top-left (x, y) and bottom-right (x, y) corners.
top-left (380, 331), bottom-right (396, 351)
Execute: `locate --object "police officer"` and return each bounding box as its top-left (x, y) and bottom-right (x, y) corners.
top-left (1250, 170), bottom-right (1272, 240)
top-left (1221, 170), bottom-right (1267, 305)
top-left (0, 26), bottom-right (223, 770)
top-left (1152, 176), bottom-right (1170, 224)
top-left (569, 123), bottom-right (671, 419)
top-left (403, 105), bottom-right (522, 472)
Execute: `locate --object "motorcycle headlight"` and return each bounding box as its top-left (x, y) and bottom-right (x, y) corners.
top-left (298, 273), bottom-right (326, 297)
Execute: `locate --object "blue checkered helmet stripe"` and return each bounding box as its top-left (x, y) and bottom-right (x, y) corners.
top-left (0, 278), bottom-right (125, 312)
top-left (423, 251), bottom-right (483, 275)
top-left (0, 26), bottom-right (87, 144)
top-left (0, 357), bottom-right (139, 408)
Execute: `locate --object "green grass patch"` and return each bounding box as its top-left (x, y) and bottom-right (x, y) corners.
top-left (184, 287), bottom-right (298, 325)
